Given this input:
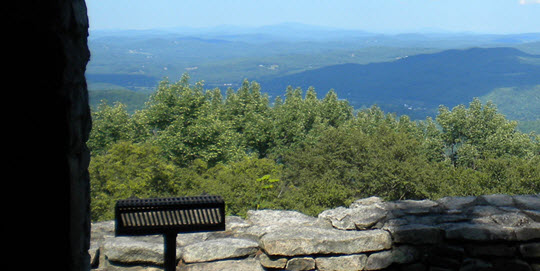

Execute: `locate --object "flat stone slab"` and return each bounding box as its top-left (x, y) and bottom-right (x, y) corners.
top-left (445, 223), bottom-right (516, 241)
top-left (181, 259), bottom-right (264, 271)
top-left (387, 224), bottom-right (443, 244)
top-left (316, 254), bottom-right (368, 271)
top-left (246, 209), bottom-right (319, 227)
top-left (437, 196), bottom-right (477, 210)
top-left (260, 226), bottom-right (391, 256)
top-left (286, 257), bottom-right (316, 271)
top-left (257, 253), bottom-right (288, 269)
top-left (520, 242), bottom-right (540, 258)
top-left (513, 194), bottom-right (540, 210)
top-left (102, 236), bottom-right (172, 265)
top-left (318, 205), bottom-right (388, 230)
top-left (479, 194), bottom-right (514, 207)
top-left (181, 238), bottom-right (259, 263)
top-left (365, 250), bottom-right (394, 270)
top-left (391, 199), bottom-right (439, 215)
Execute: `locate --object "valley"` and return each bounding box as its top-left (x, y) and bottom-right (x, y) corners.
top-left (86, 24), bottom-right (540, 131)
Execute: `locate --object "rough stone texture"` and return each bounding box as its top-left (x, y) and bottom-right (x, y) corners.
top-left (318, 205), bottom-right (387, 230)
top-left (260, 227), bottom-right (392, 256)
top-left (465, 244), bottom-right (517, 257)
top-left (437, 196), bottom-right (477, 210)
top-left (246, 209), bottom-right (319, 227)
top-left (479, 194), bottom-right (515, 206)
top-left (514, 195), bottom-right (540, 210)
top-left (181, 259), bottom-right (264, 271)
top-left (444, 223), bottom-right (517, 241)
top-left (365, 250), bottom-right (394, 270)
top-left (520, 243), bottom-right (540, 258)
top-left (181, 238), bottom-right (259, 263)
top-left (102, 237), bottom-right (170, 265)
top-left (387, 224), bottom-right (443, 244)
top-left (315, 254), bottom-right (367, 271)
top-left (258, 253), bottom-right (288, 269)
top-left (90, 194), bottom-right (540, 270)
top-left (286, 257), bottom-right (316, 271)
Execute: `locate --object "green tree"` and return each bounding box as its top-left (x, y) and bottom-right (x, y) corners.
top-left (155, 106), bottom-right (245, 167)
top-left (88, 101), bottom-right (133, 154)
top-left (191, 156), bottom-right (283, 217)
top-left (437, 98), bottom-right (537, 166)
top-left (281, 116), bottom-right (440, 215)
top-left (138, 74), bottom-right (206, 132)
top-left (89, 141), bottom-right (180, 221)
top-left (223, 80), bottom-right (273, 157)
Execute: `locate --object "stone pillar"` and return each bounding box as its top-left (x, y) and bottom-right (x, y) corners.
top-left (8, 1), bottom-right (92, 271)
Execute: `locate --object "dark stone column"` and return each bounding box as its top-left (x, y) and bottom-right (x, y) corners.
top-left (8, 1), bottom-right (92, 270)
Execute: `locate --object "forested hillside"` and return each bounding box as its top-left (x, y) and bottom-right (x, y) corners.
top-left (88, 41), bottom-right (540, 133)
top-left (259, 47), bottom-right (540, 119)
top-left (88, 75), bottom-right (540, 222)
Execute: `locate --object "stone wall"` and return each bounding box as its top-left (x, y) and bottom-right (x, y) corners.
top-left (90, 194), bottom-right (539, 271)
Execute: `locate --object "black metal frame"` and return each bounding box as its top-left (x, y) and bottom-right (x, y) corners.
top-left (114, 195), bottom-right (226, 271)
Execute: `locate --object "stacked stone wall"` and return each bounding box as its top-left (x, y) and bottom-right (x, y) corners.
top-left (90, 194), bottom-right (539, 270)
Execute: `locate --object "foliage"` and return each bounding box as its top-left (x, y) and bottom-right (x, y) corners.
top-left (88, 102), bottom-right (134, 154)
top-left (89, 141), bottom-right (180, 221)
top-left (436, 98), bottom-right (537, 166)
top-left (88, 76), bottom-right (540, 222)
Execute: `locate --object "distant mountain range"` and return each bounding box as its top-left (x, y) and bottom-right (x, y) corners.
top-left (87, 25), bottom-right (540, 90)
top-left (87, 25), bottom-right (540, 122)
top-left (259, 47), bottom-right (540, 119)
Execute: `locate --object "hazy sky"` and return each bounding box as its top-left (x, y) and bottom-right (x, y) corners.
top-left (86, 0), bottom-right (540, 34)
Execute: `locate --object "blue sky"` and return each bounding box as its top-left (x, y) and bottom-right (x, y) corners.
top-left (86, 0), bottom-right (540, 34)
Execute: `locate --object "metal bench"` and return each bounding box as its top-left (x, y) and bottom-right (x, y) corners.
top-left (115, 195), bottom-right (225, 270)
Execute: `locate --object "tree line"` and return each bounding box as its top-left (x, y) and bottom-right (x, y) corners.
top-left (88, 74), bottom-right (540, 221)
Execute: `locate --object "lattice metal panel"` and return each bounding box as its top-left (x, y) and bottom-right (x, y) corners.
top-left (115, 196), bottom-right (225, 236)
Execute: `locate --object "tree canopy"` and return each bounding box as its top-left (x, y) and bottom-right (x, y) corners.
top-left (88, 75), bottom-right (540, 221)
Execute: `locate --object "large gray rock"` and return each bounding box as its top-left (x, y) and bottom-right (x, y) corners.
top-left (225, 215), bottom-right (252, 231)
top-left (391, 245), bottom-right (420, 264)
top-left (391, 199), bottom-right (439, 215)
top-left (444, 223), bottom-right (516, 241)
top-left (181, 259), bottom-right (264, 271)
top-left (514, 194), bottom-right (540, 210)
top-left (364, 246), bottom-right (419, 270)
top-left (479, 194), bottom-right (515, 207)
top-left (350, 196), bottom-right (386, 208)
top-left (246, 209), bottom-right (319, 227)
top-left (437, 196), bottom-right (477, 210)
top-left (386, 224), bottom-right (443, 244)
top-left (318, 205), bottom-right (388, 230)
top-left (176, 232), bottom-right (209, 247)
top-left (315, 254), bottom-right (367, 271)
top-left (520, 242), bottom-right (540, 258)
top-left (365, 250), bottom-right (393, 270)
top-left (257, 253), bottom-right (288, 269)
top-left (465, 244), bottom-right (517, 257)
top-left (260, 226), bottom-right (391, 256)
top-left (181, 238), bottom-right (259, 263)
top-left (515, 222), bottom-right (540, 241)
top-left (285, 257), bottom-right (316, 271)
top-left (241, 209), bottom-right (332, 238)
top-left (387, 224), bottom-right (443, 244)
top-left (490, 212), bottom-right (531, 227)
top-left (102, 236), bottom-right (173, 265)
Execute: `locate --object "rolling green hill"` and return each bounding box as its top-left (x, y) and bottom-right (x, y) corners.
top-left (86, 26), bottom-right (540, 132)
top-left (259, 47), bottom-right (540, 120)
top-left (479, 85), bottom-right (540, 133)
top-left (87, 25), bottom-right (540, 90)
